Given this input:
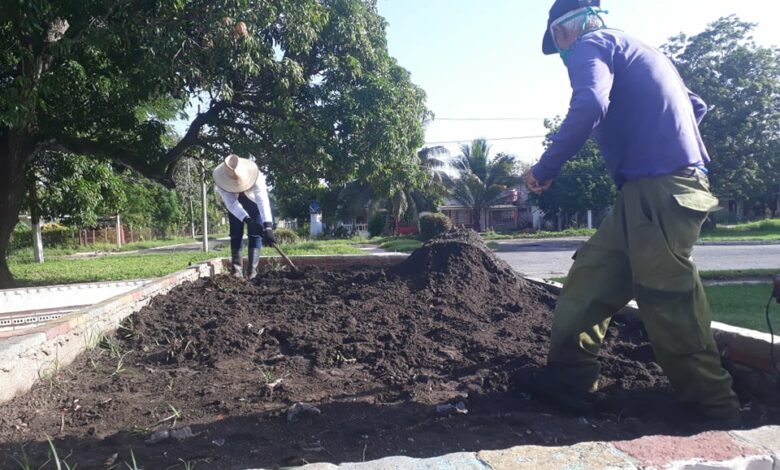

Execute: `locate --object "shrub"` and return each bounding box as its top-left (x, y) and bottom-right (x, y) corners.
top-left (368, 213), bottom-right (385, 238)
top-left (274, 227), bottom-right (300, 245)
top-left (9, 223), bottom-right (32, 251)
top-left (419, 213), bottom-right (452, 241)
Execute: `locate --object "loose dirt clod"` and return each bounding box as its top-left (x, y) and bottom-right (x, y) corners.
top-left (0, 230), bottom-right (778, 470)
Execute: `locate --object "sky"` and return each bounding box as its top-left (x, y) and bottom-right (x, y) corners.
top-left (375, 0), bottom-right (780, 165)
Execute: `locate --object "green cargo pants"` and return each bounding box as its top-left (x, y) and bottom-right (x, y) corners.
top-left (548, 172), bottom-right (740, 418)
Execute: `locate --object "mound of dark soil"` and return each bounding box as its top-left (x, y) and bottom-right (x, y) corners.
top-left (0, 230), bottom-right (778, 470)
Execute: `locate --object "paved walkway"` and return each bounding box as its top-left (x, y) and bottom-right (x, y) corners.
top-left (254, 426), bottom-right (780, 470)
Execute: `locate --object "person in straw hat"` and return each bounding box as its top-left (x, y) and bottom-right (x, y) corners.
top-left (213, 154), bottom-right (275, 280)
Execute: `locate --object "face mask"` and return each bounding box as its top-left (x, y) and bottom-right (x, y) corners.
top-left (550, 6), bottom-right (608, 65)
top-left (559, 48), bottom-right (571, 65)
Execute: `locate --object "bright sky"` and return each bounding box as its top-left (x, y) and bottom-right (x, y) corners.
top-left (376, 0), bottom-right (780, 165)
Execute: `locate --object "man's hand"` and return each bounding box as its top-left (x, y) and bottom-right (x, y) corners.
top-left (261, 222), bottom-right (276, 247)
top-left (527, 169), bottom-right (553, 195)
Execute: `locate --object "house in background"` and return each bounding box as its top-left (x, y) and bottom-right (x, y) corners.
top-left (440, 187), bottom-right (539, 232)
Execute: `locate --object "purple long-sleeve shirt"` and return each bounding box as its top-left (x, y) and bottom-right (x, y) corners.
top-left (532, 29), bottom-right (710, 187)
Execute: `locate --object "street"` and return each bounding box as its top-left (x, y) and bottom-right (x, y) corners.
top-left (493, 238), bottom-right (780, 279)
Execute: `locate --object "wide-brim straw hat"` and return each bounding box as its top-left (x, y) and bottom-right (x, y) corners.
top-left (212, 154), bottom-right (259, 193)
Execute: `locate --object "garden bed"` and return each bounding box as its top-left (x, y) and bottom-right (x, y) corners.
top-left (1, 231), bottom-right (778, 469)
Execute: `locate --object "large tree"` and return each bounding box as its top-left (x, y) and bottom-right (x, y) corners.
top-left (662, 16), bottom-right (780, 218)
top-left (531, 119), bottom-right (616, 225)
top-left (446, 139), bottom-right (523, 232)
top-left (0, 0), bottom-right (428, 286)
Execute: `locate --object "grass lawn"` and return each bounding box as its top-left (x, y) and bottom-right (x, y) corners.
top-left (8, 240), bottom-right (363, 286)
top-left (545, 276), bottom-right (777, 333)
top-left (701, 218), bottom-right (780, 242)
top-left (706, 283), bottom-right (777, 333)
top-left (8, 250), bottom-right (231, 286)
top-left (482, 228), bottom-right (597, 240)
top-left (379, 239), bottom-right (423, 253)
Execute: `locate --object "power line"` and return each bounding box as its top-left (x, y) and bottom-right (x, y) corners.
top-left (425, 135), bottom-right (547, 145)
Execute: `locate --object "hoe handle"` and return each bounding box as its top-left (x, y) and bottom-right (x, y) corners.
top-left (272, 243), bottom-right (298, 273)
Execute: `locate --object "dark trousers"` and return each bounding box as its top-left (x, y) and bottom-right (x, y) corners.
top-left (228, 194), bottom-right (263, 252)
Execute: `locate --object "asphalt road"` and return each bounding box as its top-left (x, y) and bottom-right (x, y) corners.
top-left (493, 238), bottom-right (780, 279)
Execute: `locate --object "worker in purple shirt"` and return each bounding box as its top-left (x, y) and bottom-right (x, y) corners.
top-left (527, 0), bottom-right (741, 425)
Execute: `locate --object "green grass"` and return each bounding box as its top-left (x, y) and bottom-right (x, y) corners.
top-left (701, 218), bottom-right (780, 242)
top-left (706, 283), bottom-right (777, 333)
top-left (481, 228), bottom-right (597, 240)
top-left (379, 239), bottom-right (423, 253)
top-left (551, 269), bottom-right (777, 285)
top-left (544, 276), bottom-right (778, 333)
top-left (9, 240), bottom-right (363, 286)
top-left (9, 250), bottom-right (231, 286)
top-left (263, 241), bottom-right (362, 256)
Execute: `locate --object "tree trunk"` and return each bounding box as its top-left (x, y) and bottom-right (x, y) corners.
top-left (0, 128), bottom-right (36, 288)
top-left (472, 206), bottom-right (482, 232)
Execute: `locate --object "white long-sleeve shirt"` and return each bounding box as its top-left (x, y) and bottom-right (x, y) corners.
top-left (216, 172), bottom-right (273, 223)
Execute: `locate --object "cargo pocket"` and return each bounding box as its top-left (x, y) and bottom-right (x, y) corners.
top-left (629, 220), bottom-right (696, 293)
top-left (634, 284), bottom-right (708, 355)
top-left (669, 187), bottom-right (720, 255)
top-left (672, 191), bottom-right (720, 214)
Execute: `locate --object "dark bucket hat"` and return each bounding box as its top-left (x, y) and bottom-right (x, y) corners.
top-left (543, 0), bottom-right (601, 55)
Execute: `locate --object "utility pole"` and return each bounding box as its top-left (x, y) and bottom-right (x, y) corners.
top-left (186, 158), bottom-right (196, 239)
top-left (28, 176), bottom-right (44, 264)
top-left (200, 159), bottom-right (209, 252)
top-left (116, 214), bottom-right (122, 248)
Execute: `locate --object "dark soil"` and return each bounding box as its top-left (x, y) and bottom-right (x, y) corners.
top-left (1, 230), bottom-right (778, 469)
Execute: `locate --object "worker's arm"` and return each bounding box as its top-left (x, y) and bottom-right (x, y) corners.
top-left (250, 172), bottom-right (274, 224)
top-left (216, 186), bottom-right (250, 221)
top-left (532, 38), bottom-right (614, 183)
top-left (687, 89), bottom-right (708, 125)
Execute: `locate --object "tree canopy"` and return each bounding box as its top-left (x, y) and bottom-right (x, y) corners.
top-left (531, 119), bottom-right (616, 223)
top-left (0, 0), bottom-right (429, 286)
top-left (446, 139), bottom-right (524, 232)
top-left (662, 16), bottom-right (780, 216)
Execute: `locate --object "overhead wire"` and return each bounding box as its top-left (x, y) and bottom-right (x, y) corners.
top-left (433, 117), bottom-right (548, 121)
top-left (425, 135), bottom-right (547, 145)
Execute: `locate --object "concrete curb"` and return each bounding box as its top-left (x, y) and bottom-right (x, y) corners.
top-left (287, 426), bottom-right (780, 470)
top-left (0, 259), bottom-right (223, 404)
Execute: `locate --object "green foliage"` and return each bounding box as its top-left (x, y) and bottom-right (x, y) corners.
top-left (28, 152), bottom-right (126, 227)
top-left (701, 218), bottom-right (780, 241)
top-left (705, 282), bottom-right (775, 333)
top-left (531, 119), bottom-right (616, 224)
top-left (8, 240), bottom-right (362, 286)
top-left (445, 139), bottom-right (524, 232)
top-left (368, 213), bottom-right (386, 238)
top-left (419, 213), bottom-right (453, 241)
top-left (380, 238), bottom-right (422, 253)
top-left (274, 227), bottom-right (300, 245)
top-left (0, 0), bottom-right (430, 286)
top-left (662, 16), bottom-right (780, 216)
top-left (9, 223), bottom-right (31, 251)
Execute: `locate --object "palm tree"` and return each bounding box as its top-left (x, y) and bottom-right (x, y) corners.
top-left (337, 146), bottom-right (452, 235)
top-left (446, 138), bottom-right (523, 232)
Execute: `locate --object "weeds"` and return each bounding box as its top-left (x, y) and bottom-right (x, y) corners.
top-left (99, 336), bottom-right (124, 358)
top-left (39, 351), bottom-right (62, 392)
top-left (110, 352), bottom-right (130, 377)
top-left (45, 435), bottom-right (77, 470)
top-left (10, 443), bottom-right (32, 470)
top-left (123, 450), bottom-right (140, 470)
top-left (177, 458), bottom-right (196, 470)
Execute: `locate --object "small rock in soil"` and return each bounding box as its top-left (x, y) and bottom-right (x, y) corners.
top-left (287, 403), bottom-right (321, 422)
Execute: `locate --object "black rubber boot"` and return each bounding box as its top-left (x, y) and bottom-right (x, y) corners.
top-left (529, 366), bottom-right (595, 414)
top-left (247, 248), bottom-right (260, 281)
top-left (231, 250), bottom-right (244, 279)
